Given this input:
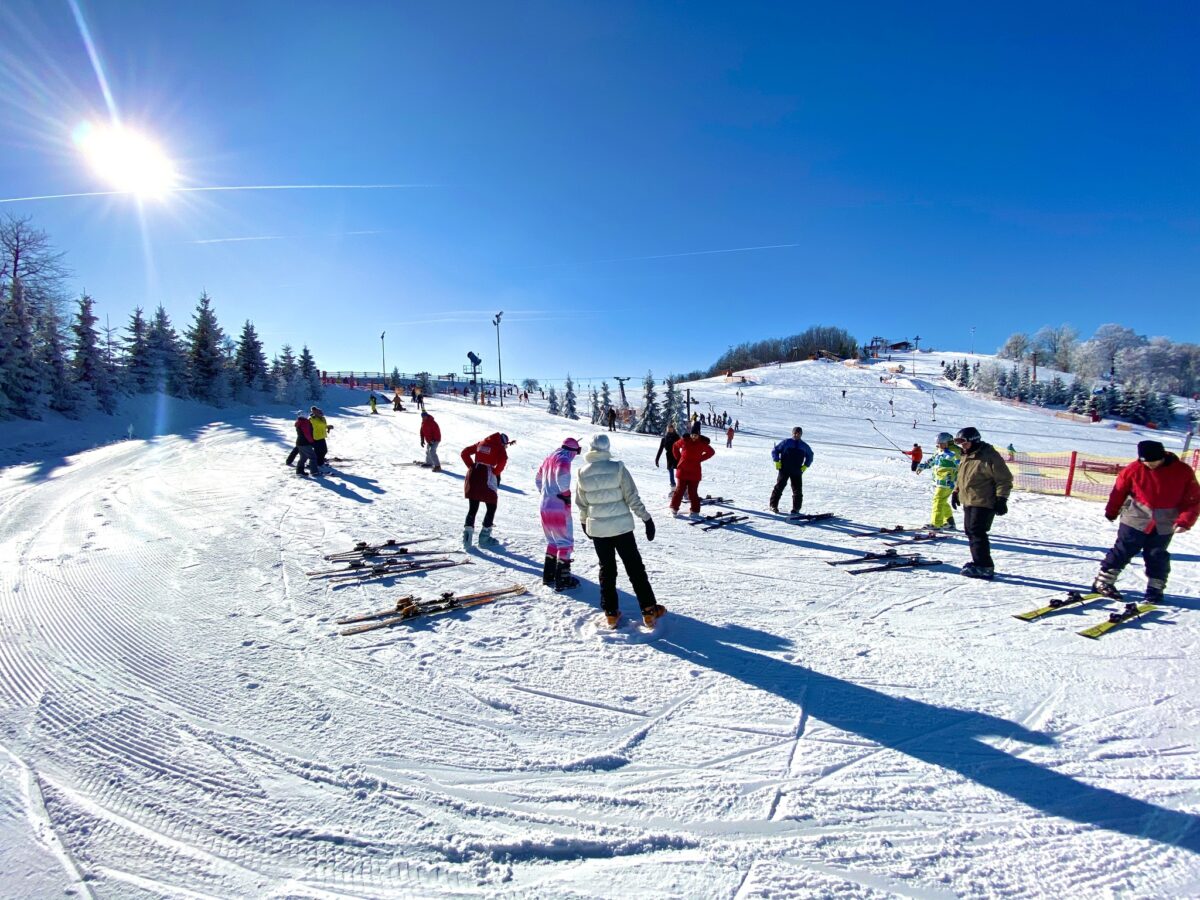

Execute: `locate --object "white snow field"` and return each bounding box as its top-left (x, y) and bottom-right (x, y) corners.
top-left (2, 357), bottom-right (1198, 898)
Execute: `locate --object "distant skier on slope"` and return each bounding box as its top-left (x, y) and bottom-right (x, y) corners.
top-left (460, 432), bottom-right (511, 548)
top-left (671, 421), bottom-right (715, 517)
top-left (536, 437), bottom-right (583, 591)
top-left (574, 433), bottom-right (664, 628)
top-left (419, 411), bottom-right (441, 471)
top-left (654, 421), bottom-right (680, 489)
top-left (902, 443), bottom-right (923, 472)
top-left (310, 406), bottom-right (332, 471)
top-left (1091, 440), bottom-right (1199, 602)
top-left (951, 426), bottom-right (1012, 580)
top-left (369, 394), bottom-right (378, 414)
top-left (916, 432), bottom-right (960, 531)
top-left (769, 426), bottom-right (813, 515)
top-left (290, 411), bottom-right (321, 477)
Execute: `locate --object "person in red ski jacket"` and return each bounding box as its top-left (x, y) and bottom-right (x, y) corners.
top-left (289, 413), bottom-right (320, 477)
top-left (419, 412), bottom-right (442, 471)
top-left (902, 443), bottom-right (923, 472)
top-left (1092, 440), bottom-right (1200, 603)
top-left (670, 422), bottom-right (715, 516)
top-left (460, 432), bottom-right (511, 548)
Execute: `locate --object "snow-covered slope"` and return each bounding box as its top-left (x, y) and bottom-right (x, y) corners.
top-left (1, 361), bottom-right (1197, 897)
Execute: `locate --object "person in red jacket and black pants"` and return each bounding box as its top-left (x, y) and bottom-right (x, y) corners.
top-left (670, 422), bottom-right (715, 516)
top-left (461, 432), bottom-right (510, 548)
top-left (1092, 440), bottom-right (1200, 603)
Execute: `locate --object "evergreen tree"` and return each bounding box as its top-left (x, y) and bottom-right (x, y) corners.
top-left (635, 370), bottom-right (661, 434)
top-left (563, 375), bottom-right (578, 419)
top-left (146, 305), bottom-right (185, 396)
top-left (547, 384), bottom-right (560, 415)
top-left (298, 346), bottom-right (323, 401)
top-left (122, 307), bottom-right (153, 393)
top-left (590, 387), bottom-right (600, 424)
top-left (36, 301), bottom-right (78, 416)
top-left (956, 360), bottom-right (970, 388)
top-left (184, 291), bottom-right (227, 404)
top-left (417, 371), bottom-right (432, 395)
top-left (1016, 366), bottom-right (1032, 402)
top-left (599, 381), bottom-right (612, 419)
top-left (1154, 391), bottom-right (1176, 427)
top-left (390, 366), bottom-right (401, 389)
top-left (234, 320), bottom-right (270, 392)
top-left (0, 277), bottom-right (42, 418)
top-left (71, 293), bottom-right (117, 413)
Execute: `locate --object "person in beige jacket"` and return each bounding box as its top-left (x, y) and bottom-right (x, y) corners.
top-left (575, 433), bottom-right (665, 629)
top-left (951, 426), bottom-right (1013, 580)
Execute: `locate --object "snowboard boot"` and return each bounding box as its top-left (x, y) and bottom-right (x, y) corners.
top-left (554, 559), bottom-right (580, 592)
top-left (462, 526), bottom-right (474, 550)
top-left (1145, 577), bottom-right (1166, 604)
top-left (542, 555), bottom-right (556, 586)
top-left (960, 564), bottom-right (994, 580)
top-left (1091, 567), bottom-right (1122, 599)
top-left (478, 526), bottom-right (499, 548)
top-left (641, 604), bottom-right (667, 627)
top-left (944, 515), bottom-right (956, 531)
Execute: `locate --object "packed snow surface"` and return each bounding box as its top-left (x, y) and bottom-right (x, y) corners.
top-left (1, 357), bottom-right (1198, 897)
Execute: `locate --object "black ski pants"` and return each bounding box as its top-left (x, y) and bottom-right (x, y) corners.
top-left (286, 445), bottom-right (299, 466)
top-left (314, 438), bottom-right (328, 466)
top-left (769, 471), bottom-right (803, 513)
top-left (1103, 523), bottom-right (1172, 582)
top-left (964, 506), bottom-right (996, 568)
top-left (465, 499), bottom-right (496, 528)
top-left (592, 531), bottom-right (657, 616)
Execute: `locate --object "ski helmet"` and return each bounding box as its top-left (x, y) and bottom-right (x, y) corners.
top-left (954, 426), bottom-right (981, 444)
top-left (936, 431), bottom-right (953, 445)
top-left (562, 437), bottom-right (581, 452)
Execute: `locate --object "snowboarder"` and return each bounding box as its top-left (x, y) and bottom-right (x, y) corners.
top-left (536, 437), bottom-right (583, 590)
top-left (670, 422), bottom-right (715, 516)
top-left (291, 411), bottom-right (320, 477)
top-left (460, 432), bottom-right (511, 548)
top-left (654, 421), bottom-right (680, 488)
top-left (575, 433), bottom-right (664, 628)
top-left (392, 390), bottom-right (404, 412)
top-left (902, 443), bottom-right (923, 472)
top-left (419, 411), bottom-right (442, 471)
top-left (606, 406), bottom-right (618, 431)
top-left (369, 394), bottom-right (378, 414)
top-left (916, 432), bottom-right (961, 530)
top-left (726, 425), bottom-right (735, 448)
top-left (1091, 440), bottom-right (1199, 602)
top-left (310, 406), bottom-right (332, 470)
top-left (951, 426), bottom-right (1013, 579)
top-left (769, 426), bottom-right (813, 515)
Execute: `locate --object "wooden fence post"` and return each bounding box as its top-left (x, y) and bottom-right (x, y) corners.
top-left (1064, 451), bottom-right (1078, 498)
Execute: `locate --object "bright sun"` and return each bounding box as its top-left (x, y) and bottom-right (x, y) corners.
top-left (73, 121), bottom-right (176, 198)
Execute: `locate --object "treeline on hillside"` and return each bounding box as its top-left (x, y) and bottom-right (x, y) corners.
top-left (541, 371), bottom-right (694, 437)
top-left (998, 323), bottom-right (1200, 398)
top-left (944, 359), bottom-right (1179, 428)
top-left (674, 325), bottom-right (858, 381)
top-left (0, 215), bottom-right (323, 421)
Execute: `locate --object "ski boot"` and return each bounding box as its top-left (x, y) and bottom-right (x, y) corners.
top-left (604, 612), bottom-right (622, 629)
top-left (960, 564), bottom-right (994, 580)
top-left (542, 555), bottom-right (556, 586)
top-left (1091, 568), bottom-right (1123, 600)
top-left (554, 559), bottom-right (580, 592)
top-left (641, 604), bottom-right (667, 627)
top-left (944, 516), bottom-right (956, 531)
top-left (1144, 577), bottom-right (1166, 604)
top-left (478, 527), bottom-right (499, 548)
top-left (769, 505), bottom-right (780, 514)
top-left (462, 526), bottom-right (474, 550)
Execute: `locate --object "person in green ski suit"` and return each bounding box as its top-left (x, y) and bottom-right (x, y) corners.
top-left (916, 432), bottom-right (961, 530)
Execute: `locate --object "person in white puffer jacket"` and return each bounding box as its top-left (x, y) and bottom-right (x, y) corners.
top-left (575, 433), bottom-right (666, 629)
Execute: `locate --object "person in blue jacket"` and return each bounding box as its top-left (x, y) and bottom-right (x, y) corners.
top-left (769, 426), bottom-right (814, 514)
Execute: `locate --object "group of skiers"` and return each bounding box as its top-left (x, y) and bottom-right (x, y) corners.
top-left (287, 407), bottom-right (333, 477)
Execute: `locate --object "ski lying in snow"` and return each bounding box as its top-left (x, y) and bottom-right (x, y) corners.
top-left (851, 525), bottom-right (906, 538)
top-left (324, 538), bottom-right (437, 560)
top-left (703, 515), bottom-right (750, 531)
top-left (1013, 591), bottom-right (1107, 622)
top-left (689, 511), bottom-right (736, 526)
top-left (1078, 602), bottom-right (1159, 639)
top-left (845, 557), bottom-right (941, 575)
top-left (324, 559), bottom-right (470, 581)
top-left (699, 495), bottom-right (733, 506)
top-left (339, 584), bottom-right (527, 635)
top-left (788, 512), bottom-right (835, 522)
top-left (883, 532), bottom-right (943, 547)
top-left (396, 461), bottom-right (433, 467)
top-left (307, 550), bottom-right (459, 577)
top-left (828, 549), bottom-right (922, 566)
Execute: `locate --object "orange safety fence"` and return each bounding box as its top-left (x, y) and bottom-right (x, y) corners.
top-left (1010, 448), bottom-right (1200, 501)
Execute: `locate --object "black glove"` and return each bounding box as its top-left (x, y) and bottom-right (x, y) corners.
top-left (951, 491), bottom-right (960, 510)
top-left (644, 518), bottom-right (656, 541)
top-left (1106, 513), bottom-right (1118, 522)
top-left (556, 492), bottom-right (570, 504)
top-left (993, 497), bottom-right (1008, 516)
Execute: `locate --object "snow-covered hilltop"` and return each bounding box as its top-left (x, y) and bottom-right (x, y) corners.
top-left (1, 355), bottom-right (1198, 897)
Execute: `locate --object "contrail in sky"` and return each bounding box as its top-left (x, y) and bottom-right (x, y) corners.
top-left (187, 235), bottom-right (285, 244)
top-left (596, 242), bottom-right (801, 263)
top-left (0, 184), bottom-right (436, 204)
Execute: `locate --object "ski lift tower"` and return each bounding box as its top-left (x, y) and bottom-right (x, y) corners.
top-left (465, 351), bottom-right (483, 404)
top-left (614, 376), bottom-right (631, 409)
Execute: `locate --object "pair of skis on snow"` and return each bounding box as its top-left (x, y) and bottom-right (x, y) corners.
top-left (315, 537), bottom-right (467, 581)
top-left (337, 584), bottom-right (527, 635)
top-left (1013, 590), bottom-right (1159, 638)
top-left (690, 511), bottom-right (750, 530)
top-left (827, 549), bottom-right (942, 575)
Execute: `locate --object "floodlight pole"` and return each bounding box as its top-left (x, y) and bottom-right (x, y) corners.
top-left (493, 312), bottom-right (504, 407)
top-left (381, 331), bottom-right (386, 382)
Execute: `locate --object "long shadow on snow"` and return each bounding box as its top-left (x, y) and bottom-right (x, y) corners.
top-left (580, 597), bottom-right (1200, 852)
top-left (469, 544), bottom-right (544, 579)
top-left (986, 540), bottom-right (1098, 564)
top-left (308, 475), bottom-right (375, 504)
top-left (323, 470), bottom-right (385, 496)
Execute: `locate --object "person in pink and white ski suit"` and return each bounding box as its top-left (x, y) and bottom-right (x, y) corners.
top-left (536, 437), bottom-right (582, 590)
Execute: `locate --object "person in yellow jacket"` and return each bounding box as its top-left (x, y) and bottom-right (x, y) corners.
top-left (916, 432), bottom-right (961, 531)
top-left (309, 406), bottom-right (333, 470)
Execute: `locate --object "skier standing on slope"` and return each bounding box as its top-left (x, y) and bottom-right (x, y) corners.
top-left (536, 437), bottom-right (583, 590)
top-left (291, 411), bottom-right (320, 477)
top-left (419, 411), bottom-right (442, 471)
top-left (951, 426), bottom-right (1012, 579)
top-left (1091, 440), bottom-right (1199, 602)
top-left (916, 432), bottom-right (961, 530)
top-left (902, 443), bottom-right (923, 472)
top-left (769, 426), bottom-right (814, 515)
top-left (575, 433), bottom-right (665, 628)
top-left (460, 432), bottom-right (511, 548)
top-left (369, 394), bottom-right (378, 414)
top-left (654, 421), bottom-right (680, 489)
top-left (726, 425), bottom-right (735, 448)
top-left (309, 406), bottom-right (332, 471)
top-left (606, 406), bottom-right (618, 431)
top-left (671, 422), bottom-right (715, 516)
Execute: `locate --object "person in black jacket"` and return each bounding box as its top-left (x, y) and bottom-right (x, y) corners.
top-left (654, 422), bottom-right (680, 488)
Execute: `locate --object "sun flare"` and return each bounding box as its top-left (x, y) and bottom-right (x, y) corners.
top-left (73, 121), bottom-right (176, 198)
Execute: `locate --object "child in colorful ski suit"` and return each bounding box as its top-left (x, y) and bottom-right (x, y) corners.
top-left (916, 433), bottom-right (961, 530)
top-left (535, 438), bottom-right (583, 590)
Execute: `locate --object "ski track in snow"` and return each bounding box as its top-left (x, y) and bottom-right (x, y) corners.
top-left (1, 354), bottom-right (1199, 896)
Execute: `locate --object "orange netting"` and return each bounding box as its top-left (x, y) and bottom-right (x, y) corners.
top-left (1011, 448), bottom-right (1200, 501)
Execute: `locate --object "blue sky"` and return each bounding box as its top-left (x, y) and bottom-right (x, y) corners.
top-left (1, 1), bottom-right (1197, 384)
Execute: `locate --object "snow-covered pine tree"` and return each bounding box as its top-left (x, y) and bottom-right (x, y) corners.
top-left (635, 370), bottom-right (661, 434)
top-left (234, 320), bottom-right (270, 393)
top-left (547, 384), bottom-right (560, 415)
top-left (417, 371), bottom-right (432, 395)
top-left (956, 360), bottom-right (970, 388)
top-left (599, 381), bottom-right (611, 420)
top-left (390, 367), bottom-right (401, 389)
top-left (71, 293), bottom-right (117, 413)
top-left (590, 387), bottom-right (600, 424)
top-left (36, 300), bottom-right (78, 416)
top-left (299, 345), bottom-right (323, 401)
top-left (1016, 366), bottom-right (1032, 402)
top-left (0, 277), bottom-right (43, 419)
top-left (185, 291), bottom-right (228, 404)
top-left (146, 305), bottom-right (185, 396)
top-left (563, 375), bottom-right (578, 419)
top-left (662, 377), bottom-right (680, 430)
top-left (1154, 391), bottom-right (1176, 427)
top-left (122, 307), bottom-right (154, 394)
